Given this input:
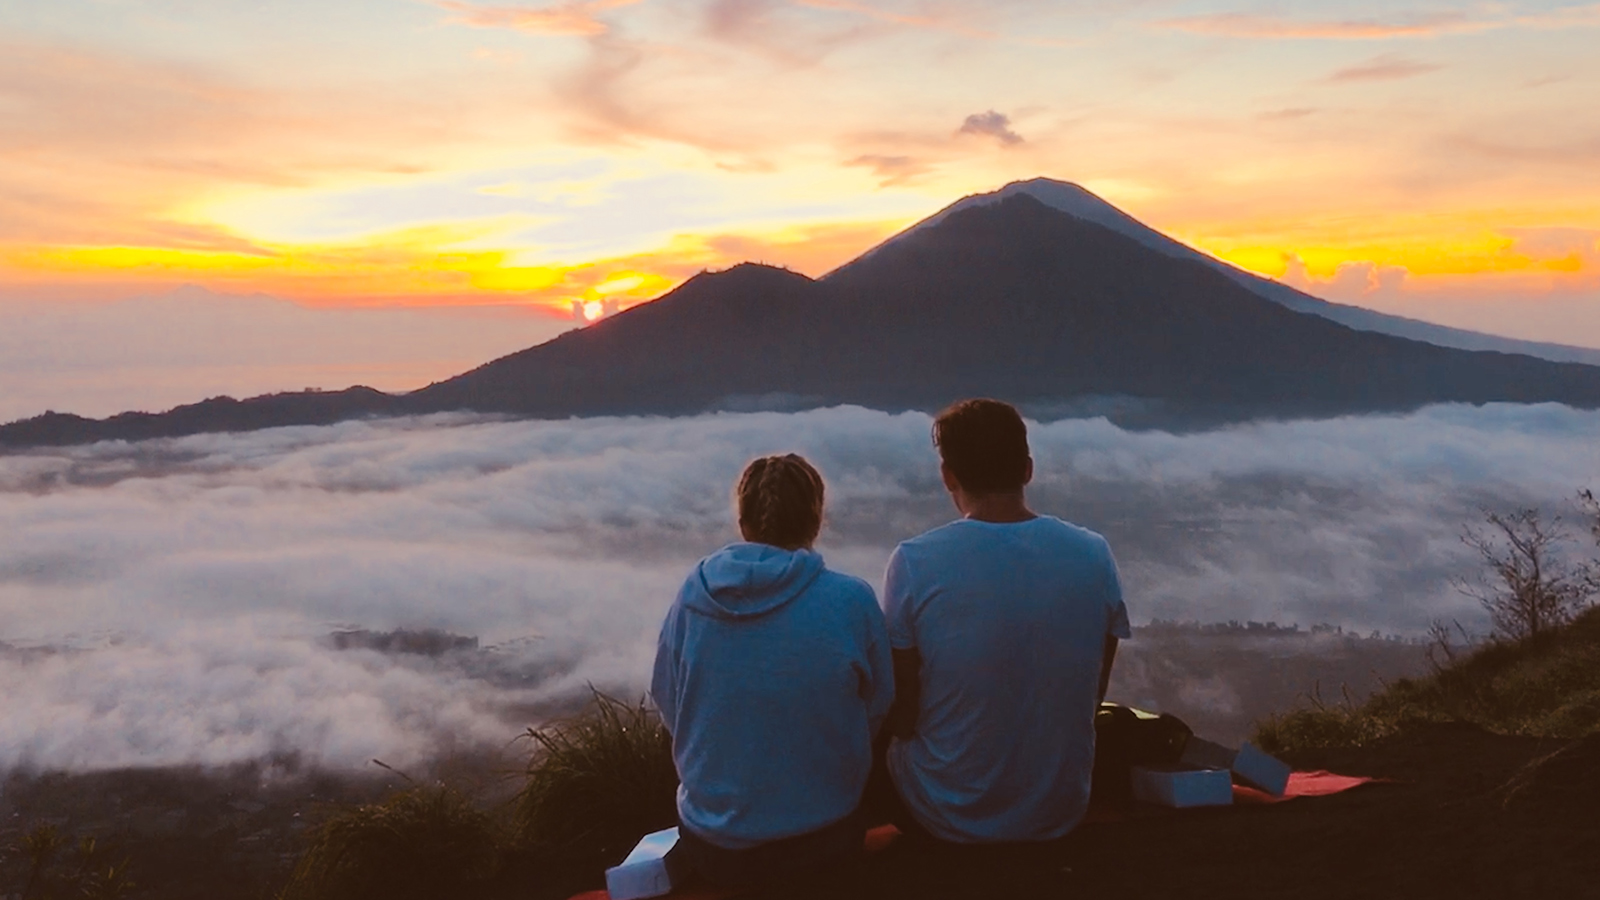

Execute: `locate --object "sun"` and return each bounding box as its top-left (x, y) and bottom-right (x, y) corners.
top-left (582, 300), bottom-right (605, 321)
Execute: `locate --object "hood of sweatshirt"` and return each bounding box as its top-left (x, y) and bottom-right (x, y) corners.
top-left (683, 542), bottom-right (826, 620)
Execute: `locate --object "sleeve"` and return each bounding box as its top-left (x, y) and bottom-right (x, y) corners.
top-left (649, 602), bottom-right (682, 731)
top-left (859, 583), bottom-right (895, 735)
top-left (882, 546), bottom-right (918, 651)
top-left (1103, 540), bottom-right (1132, 640)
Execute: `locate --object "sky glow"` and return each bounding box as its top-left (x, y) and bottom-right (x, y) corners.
top-left (2, 0), bottom-right (1599, 405)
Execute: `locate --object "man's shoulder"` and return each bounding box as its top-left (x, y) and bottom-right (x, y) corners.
top-left (1036, 516), bottom-right (1113, 555)
top-left (899, 517), bottom-right (1111, 554)
top-left (895, 519), bottom-right (975, 554)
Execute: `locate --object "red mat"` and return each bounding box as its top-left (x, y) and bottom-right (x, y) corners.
top-left (570, 771), bottom-right (1383, 900)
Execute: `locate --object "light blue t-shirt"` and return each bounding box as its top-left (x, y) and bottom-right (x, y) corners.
top-left (652, 543), bottom-right (893, 850)
top-left (883, 516), bottom-right (1130, 843)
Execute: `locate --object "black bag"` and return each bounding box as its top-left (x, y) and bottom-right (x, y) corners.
top-left (1091, 703), bottom-right (1193, 806)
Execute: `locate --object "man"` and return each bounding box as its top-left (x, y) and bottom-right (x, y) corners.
top-left (877, 398), bottom-right (1129, 843)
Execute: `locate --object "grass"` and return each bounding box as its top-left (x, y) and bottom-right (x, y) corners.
top-left (513, 692), bottom-right (678, 862)
top-left (277, 785), bottom-right (502, 900)
top-left (277, 692), bottom-right (678, 900)
top-left (1254, 604), bottom-right (1600, 755)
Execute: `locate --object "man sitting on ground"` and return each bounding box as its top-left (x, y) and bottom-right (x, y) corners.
top-left (875, 398), bottom-right (1130, 842)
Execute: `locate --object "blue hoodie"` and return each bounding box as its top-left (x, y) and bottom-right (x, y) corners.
top-left (651, 543), bottom-right (893, 850)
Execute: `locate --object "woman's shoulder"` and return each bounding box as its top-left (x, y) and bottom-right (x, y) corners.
top-left (811, 567), bottom-right (878, 606)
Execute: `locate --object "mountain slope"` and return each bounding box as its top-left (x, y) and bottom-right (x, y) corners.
top-left (409, 194), bottom-right (1600, 421)
top-left (860, 178), bottom-right (1600, 366)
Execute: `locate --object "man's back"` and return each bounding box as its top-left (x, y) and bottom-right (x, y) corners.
top-left (883, 515), bottom-right (1129, 842)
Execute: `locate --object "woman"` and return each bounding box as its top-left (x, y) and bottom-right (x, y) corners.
top-left (651, 454), bottom-right (893, 887)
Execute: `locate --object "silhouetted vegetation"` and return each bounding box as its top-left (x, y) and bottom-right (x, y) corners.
top-left (278, 785), bottom-right (501, 900)
top-left (1254, 603), bottom-right (1600, 755)
top-left (511, 692), bottom-right (678, 882)
top-left (273, 692), bottom-right (676, 900)
top-left (1457, 507), bottom-right (1593, 639)
top-left (6, 825), bottom-right (135, 900)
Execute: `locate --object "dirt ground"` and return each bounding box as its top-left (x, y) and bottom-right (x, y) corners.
top-left (728, 724), bottom-right (1600, 900)
top-left (6, 724), bottom-right (1596, 899)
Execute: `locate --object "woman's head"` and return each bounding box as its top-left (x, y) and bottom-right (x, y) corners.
top-left (735, 454), bottom-right (825, 550)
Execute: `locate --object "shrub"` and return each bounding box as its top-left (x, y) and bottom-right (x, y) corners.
top-left (1254, 605), bottom-right (1600, 756)
top-left (278, 785), bottom-right (502, 900)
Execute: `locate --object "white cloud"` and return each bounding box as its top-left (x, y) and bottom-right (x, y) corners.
top-left (2, 403), bottom-right (1597, 772)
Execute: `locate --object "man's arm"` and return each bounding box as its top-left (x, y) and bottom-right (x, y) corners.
top-left (885, 647), bottom-right (922, 739)
top-left (1097, 635), bottom-right (1118, 704)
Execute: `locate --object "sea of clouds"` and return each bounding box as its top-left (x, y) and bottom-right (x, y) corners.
top-left (2, 403), bottom-right (1598, 773)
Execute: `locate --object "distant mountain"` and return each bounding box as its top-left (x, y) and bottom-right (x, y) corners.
top-left (0, 387), bottom-right (400, 448)
top-left (8, 188), bottom-right (1600, 448)
top-left (868, 178), bottom-right (1600, 366)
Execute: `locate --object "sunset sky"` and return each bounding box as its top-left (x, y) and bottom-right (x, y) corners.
top-left (3, 0), bottom-right (1599, 418)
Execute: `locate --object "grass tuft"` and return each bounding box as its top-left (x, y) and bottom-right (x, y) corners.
top-left (512, 691), bottom-right (679, 879)
top-left (278, 785), bottom-right (502, 900)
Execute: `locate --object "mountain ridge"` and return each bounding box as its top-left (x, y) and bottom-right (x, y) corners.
top-left (8, 186), bottom-right (1600, 448)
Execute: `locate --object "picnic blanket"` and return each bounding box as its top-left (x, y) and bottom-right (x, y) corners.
top-left (568, 771), bottom-right (1383, 900)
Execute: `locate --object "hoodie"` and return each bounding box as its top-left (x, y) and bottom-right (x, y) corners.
top-left (651, 542), bottom-right (893, 849)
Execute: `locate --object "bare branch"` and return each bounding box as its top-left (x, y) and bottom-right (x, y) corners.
top-left (1457, 507), bottom-right (1592, 640)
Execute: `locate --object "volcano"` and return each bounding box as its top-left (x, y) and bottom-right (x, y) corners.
top-left (8, 182), bottom-right (1600, 447)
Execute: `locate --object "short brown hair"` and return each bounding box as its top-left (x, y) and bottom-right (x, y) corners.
top-left (736, 454), bottom-right (825, 550)
top-left (933, 399), bottom-right (1030, 493)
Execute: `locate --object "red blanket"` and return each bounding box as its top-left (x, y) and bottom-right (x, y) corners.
top-left (570, 771), bottom-right (1382, 900)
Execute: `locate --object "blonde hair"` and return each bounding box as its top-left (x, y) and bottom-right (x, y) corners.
top-left (736, 454), bottom-right (825, 550)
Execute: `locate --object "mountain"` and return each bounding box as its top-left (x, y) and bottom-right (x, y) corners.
top-left (8, 187), bottom-right (1600, 448)
top-left (869, 178), bottom-right (1600, 366)
top-left (411, 193), bottom-right (1600, 422)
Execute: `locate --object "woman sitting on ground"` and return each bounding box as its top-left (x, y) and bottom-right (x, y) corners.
top-left (651, 453), bottom-right (893, 888)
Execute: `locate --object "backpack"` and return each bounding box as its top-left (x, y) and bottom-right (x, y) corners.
top-left (1091, 703), bottom-right (1193, 806)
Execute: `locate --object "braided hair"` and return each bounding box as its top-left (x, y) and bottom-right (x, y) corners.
top-left (735, 454), bottom-right (825, 550)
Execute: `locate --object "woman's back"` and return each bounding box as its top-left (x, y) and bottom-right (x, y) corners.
top-left (652, 541), bottom-right (891, 848)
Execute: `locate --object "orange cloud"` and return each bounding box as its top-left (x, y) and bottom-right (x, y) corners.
top-left (1155, 11), bottom-right (1488, 40)
top-left (434, 0), bottom-right (644, 37)
top-left (1325, 54), bottom-right (1441, 83)
top-left (795, 0), bottom-right (996, 39)
top-left (0, 218), bottom-right (906, 313)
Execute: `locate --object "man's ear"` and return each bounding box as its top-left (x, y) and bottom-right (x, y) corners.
top-left (940, 462), bottom-right (962, 495)
top-left (1022, 456), bottom-right (1034, 486)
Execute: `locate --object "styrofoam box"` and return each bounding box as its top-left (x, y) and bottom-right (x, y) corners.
top-left (1233, 741), bottom-right (1292, 797)
top-left (605, 826), bottom-right (683, 900)
top-left (1130, 766), bottom-right (1234, 808)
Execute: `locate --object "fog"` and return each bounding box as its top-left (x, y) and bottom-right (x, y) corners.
top-left (2, 403), bottom-right (1597, 771)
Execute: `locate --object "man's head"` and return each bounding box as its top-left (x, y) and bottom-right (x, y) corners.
top-left (932, 399), bottom-right (1033, 498)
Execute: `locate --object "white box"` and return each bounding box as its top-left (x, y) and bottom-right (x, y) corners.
top-left (605, 827), bottom-right (685, 900)
top-left (1232, 742), bottom-right (1291, 797)
top-left (1130, 766), bottom-right (1234, 808)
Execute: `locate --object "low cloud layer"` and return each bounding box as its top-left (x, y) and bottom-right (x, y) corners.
top-left (2, 404), bottom-right (1597, 772)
